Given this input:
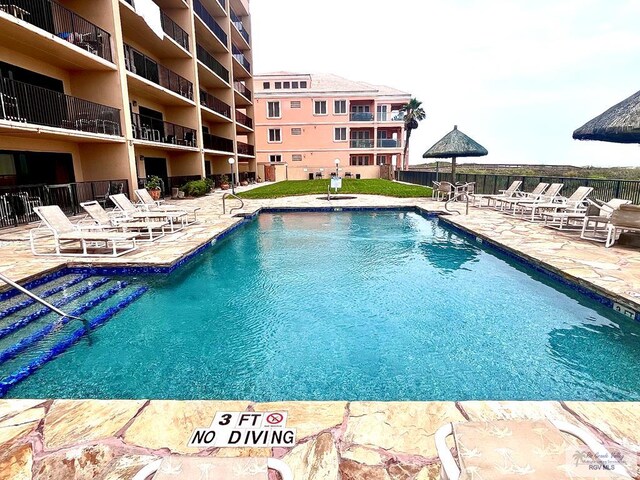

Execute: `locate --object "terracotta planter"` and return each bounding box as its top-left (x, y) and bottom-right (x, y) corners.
top-left (148, 188), bottom-right (161, 200)
top-left (220, 183), bottom-right (230, 190)
top-left (240, 180), bottom-right (249, 186)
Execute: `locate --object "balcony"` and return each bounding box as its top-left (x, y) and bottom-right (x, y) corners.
top-left (124, 44), bottom-right (193, 102)
top-left (196, 44), bottom-right (229, 85)
top-left (377, 111), bottom-right (405, 122)
top-left (131, 113), bottom-right (196, 147)
top-left (161, 11), bottom-right (189, 51)
top-left (199, 90), bottom-right (231, 119)
top-left (233, 81), bottom-right (251, 102)
top-left (350, 112), bottom-right (374, 122)
top-left (377, 139), bottom-right (400, 148)
top-left (193, 0), bottom-right (228, 49)
top-left (0, 0), bottom-right (113, 63)
top-left (350, 139), bottom-right (374, 149)
top-left (0, 77), bottom-right (121, 137)
top-left (230, 8), bottom-right (249, 45)
top-left (235, 110), bottom-right (252, 129)
top-left (237, 141), bottom-right (254, 156)
top-left (202, 132), bottom-right (233, 152)
top-left (232, 44), bottom-right (251, 74)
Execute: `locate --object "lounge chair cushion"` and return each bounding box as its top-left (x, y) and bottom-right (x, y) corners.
top-left (611, 204), bottom-right (640, 229)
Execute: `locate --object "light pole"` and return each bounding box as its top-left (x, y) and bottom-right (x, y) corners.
top-left (334, 158), bottom-right (340, 178)
top-left (228, 157), bottom-right (235, 194)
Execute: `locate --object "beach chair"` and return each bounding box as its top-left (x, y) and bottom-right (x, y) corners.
top-left (494, 182), bottom-right (549, 212)
top-left (517, 186), bottom-right (592, 222)
top-left (29, 205), bottom-right (138, 257)
top-left (435, 419), bottom-right (632, 480)
top-left (80, 201), bottom-right (168, 242)
top-left (471, 180), bottom-right (521, 208)
top-left (605, 204), bottom-right (640, 248)
top-left (110, 193), bottom-right (187, 232)
top-left (580, 199), bottom-right (632, 242)
top-left (134, 188), bottom-right (200, 224)
top-left (133, 456), bottom-right (292, 480)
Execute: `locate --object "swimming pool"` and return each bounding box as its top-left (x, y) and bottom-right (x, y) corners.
top-left (3, 210), bottom-right (640, 400)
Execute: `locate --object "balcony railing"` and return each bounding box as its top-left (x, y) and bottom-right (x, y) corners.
top-left (124, 44), bottom-right (193, 101)
top-left (161, 11), bottom-right (189, 51)
top-left (233, 81), bottom-right (251, 101)
top-left (216, 0), bottom-right (225, 10)
top-left (193, 0), bottom-right (227, 47)
top-left (350, 112), bottom-right (374, 122)
top-left (350, 139), bottom-right (374, 149)
top-left (199, 90), bottom-right (231, 118)
top-left (196, 44), bottom-right (230, 83)
top-left (377, 138), bottom-right (400, 148)
top-left (230, 8), bottom-right (250, 44)
top-left (377, 111), bottom-right (405, 122)
top-left (202, 132), bottom-right (233, 152)
top-left (237, 141), bottom-right (254, 156)
top-left (131, 113), bottom-right (196, 147)
top-left (0, 77), bottom-right (121, 135)
top-left (235, 110), bottom-right (252, 129)
top-left (1, 0), bottom-right (113, 62)
top-left (232, 44), bottom-right (251, 73)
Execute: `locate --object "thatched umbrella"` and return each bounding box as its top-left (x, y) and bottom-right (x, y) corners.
top-left (573, 89), bottom-right (640, 143)
top-left (422, 125), bottom-right (488, 177)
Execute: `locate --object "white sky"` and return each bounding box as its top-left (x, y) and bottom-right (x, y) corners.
top-left (250, 0), bottom-right (640, 167)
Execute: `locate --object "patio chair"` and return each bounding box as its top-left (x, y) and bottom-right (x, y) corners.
top-left (134, 188), bottom-right (200, 224)
top-left (580, 198), bottom-right (632, 242)
top-left (470, 180), bottom-right (522, 208)
top-left (80, 201), bottom-right (168, 242)
top-left (494, 182), bottom-right (549, 212)
top-left (133, 456), bottom-right (292, 480)
top-left (109, 193), bottom-right (187, 232)
top-left (435, 419), bottom-right (632, 480)
top-left (605, 204), bottom-right (640, 248)
top-left (516, 186), bottom-right (592, 222)
top-left (435, 181), bottom-right (454, 201)
top-left (29, 205), bottom-right (138, 257)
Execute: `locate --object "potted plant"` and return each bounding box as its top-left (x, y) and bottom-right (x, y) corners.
top-left (145, 175), bottom-right (162, 200)
top-left (219, 175), bottom-right (230, 190)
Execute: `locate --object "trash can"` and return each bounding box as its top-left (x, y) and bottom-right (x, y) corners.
top-left (308, 173), bottom-right (314, 180)
top-left (355, 174), bottom-right (361, 179)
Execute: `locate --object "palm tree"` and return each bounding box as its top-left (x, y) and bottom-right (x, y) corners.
top-left (400, 98), bottom-right (426, 170)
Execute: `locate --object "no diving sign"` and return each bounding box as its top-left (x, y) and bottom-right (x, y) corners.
top-left (188, 411), bottom-right (296, 448)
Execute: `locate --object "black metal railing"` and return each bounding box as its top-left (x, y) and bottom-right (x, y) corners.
top-left (131, 113), bottom-right (197, 147)
top-left (232, 44), bottom-right (251, 72)
top-left (193, 0), bottom-right (227, 47)
top-left (202, 132), bottom-right (233, 152)
top-left (235, 110), bottom-right (252, 129)
top-left (196, 44), bottom-right (230, 83)
top-left (0, 77), bottom-right (121, 135)
top-left (124, 44), bottom-right (193, 101)
top-left (233, 81), bottom-right (251, 101)
top-left (167, 175), bottom-right (201, 192)
top-left (0, 180), bottom-right (128, 228)
top-left (350, 112), bottom-right (374, 121)
top-left (377, 138), bottom-right (400, 148)
top-left (161, 11), bottom-right (189, 51)
top-left (397, 170), bottom-right (640, 204)
top-left (237, 141), bottom-right (254, 156)
top-left (230, 8), bottom-right (250, 44)
top-left (1, 0), bottom-right (113, 62)
top-left (200, 90), bottom-right (231, 118)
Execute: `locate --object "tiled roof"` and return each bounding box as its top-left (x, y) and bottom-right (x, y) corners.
top-left (255, 72), bottom-right (410, 96)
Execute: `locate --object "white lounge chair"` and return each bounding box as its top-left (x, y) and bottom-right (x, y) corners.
top-left (30, 205), bottom-right (138, 257)
top-left (80, 201), bottom-right (168, 242)
top-left (109, 194), bottom-right (187, 232)
top-left (580, 198), bottom-right (632, 242)
top-left (512, 185), bottom-right (592, 222)
top-left (494, 182), bottom-right (549, 212)
top-left (134, 188), bottom-right (200, 224)
top-left (605, 204), bottom-right (640, 248)
top-left (435, 419), bottom-right (632, 480)
top-left (507, 183), bottom-right (564, 217)
top-left (471, 180), bottom-right (522, 208)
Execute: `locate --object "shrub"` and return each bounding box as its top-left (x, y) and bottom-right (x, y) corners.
top-left (180, 179), bottom-right (211, 197)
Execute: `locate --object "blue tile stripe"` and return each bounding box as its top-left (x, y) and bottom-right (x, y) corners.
top-left (0, 281), bottom-right (128, 365)
top-left (0, 277), bottom-right (110, 341)
top-left (0, 274), bottom-right (91, 321)
top-left (0, 286), bottom-right (147, 397)
top-left (0, 268), bottom-right (67, 301)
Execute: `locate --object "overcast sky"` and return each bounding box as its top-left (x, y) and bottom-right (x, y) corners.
top-left (250, 0), bottom-right (640, 167)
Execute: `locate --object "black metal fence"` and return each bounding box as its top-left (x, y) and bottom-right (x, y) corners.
top-left (396, 170), bottom-right (640, 204)
top-left (0, 77), bottom-right (121, 135)
top-left (193, 0), bottom-right (228, 47)
top-left (160, 11), bottom-right (189, 51)
top-left (3, 0), bottom-right (113, 62)
top-left (131, 113), bottom-right (197, 147)
top-left (196, 44), bottom-right (230, 83)
top-left (235, 110), bottom-right (252, 129)
top-left (233, 81), bottom-right (252, 101)
top-left (237, 141), bottom-right (254, 156)
top-left (202, 132), bottom-right (233, 152)
top-left (199, 90), bottom-right (231, 118)
top-left (0, 180), bottom-right (128, 228)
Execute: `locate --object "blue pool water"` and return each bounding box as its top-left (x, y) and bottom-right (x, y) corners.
top-left (4, 211), bottom-right (640, 400)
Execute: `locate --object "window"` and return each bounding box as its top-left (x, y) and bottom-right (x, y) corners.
top-left (275, 81), bottom-right (282, 89)
top-left (350, 155), bottom-right (371, 166)
top-left (334, 100), bottom-right (347, 115)
top-left (291, 128), bottom-right (302, 135)
top-left (263, 82), bottom-right (270, 89)
top-left (377, 155), bottom-right (387, 165)
top-left (334, 127), bottom-right (347, 141)
top-left (292, 81), bottom-right (299, 89)
top-left (267, 101), bottom-right (280, 118)
top-left (300, 81), bottom-right (307, 88)
top-left (290, 101), bottom-right (301, 108)
top-left (268, 128), bottom-right (281, 142)
top-left (314, 100), bottom-right (327, 115)
top-left (292, 154), bottom-right (302, 161)
top-left (269, 154), bottom-right (282, 162)
top-left (283, 81), bottom-right (290, 88)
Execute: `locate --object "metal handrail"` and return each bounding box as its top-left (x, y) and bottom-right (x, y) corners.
top-left (222, 193), bottom-right (244, 214)
top-left (0, 272), bottom-right (90, 331)
top-left (444, 192), bottom-right (471, 215)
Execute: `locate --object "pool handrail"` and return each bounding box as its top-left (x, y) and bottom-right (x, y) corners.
top-left (222, 192), bottom-right (244, 215)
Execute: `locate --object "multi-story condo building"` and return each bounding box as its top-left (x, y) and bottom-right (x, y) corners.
top-left (0, 0), bottom-right (254, 204)
top-left (254, 72), bottom-right (410, 181)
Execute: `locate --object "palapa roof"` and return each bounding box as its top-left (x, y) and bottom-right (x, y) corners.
top-left (573, 89), bottom-right (640, 143)
top-left (422, 125), bottom-right (488, 158)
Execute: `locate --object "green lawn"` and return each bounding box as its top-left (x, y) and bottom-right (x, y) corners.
top-left (237, 179), bottom-right (432, 199)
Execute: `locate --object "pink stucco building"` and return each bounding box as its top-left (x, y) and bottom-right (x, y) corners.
top-left (254, 73), bottom-right (410, 181)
